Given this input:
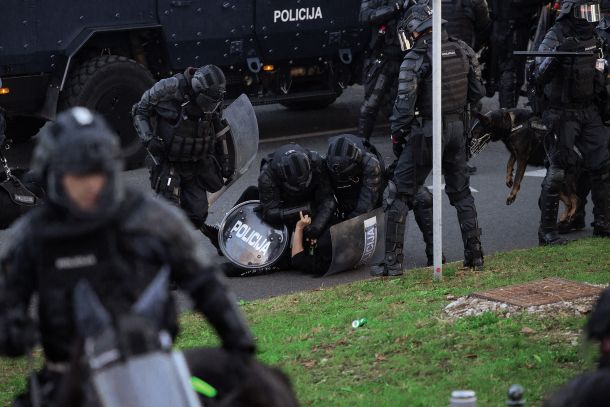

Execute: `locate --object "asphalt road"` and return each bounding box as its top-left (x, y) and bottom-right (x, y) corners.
top-left (0, 86), bottom-right (594, 301)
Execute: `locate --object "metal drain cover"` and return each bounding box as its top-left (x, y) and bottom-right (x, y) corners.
top-left (472, 278), bottom-right (603, 307)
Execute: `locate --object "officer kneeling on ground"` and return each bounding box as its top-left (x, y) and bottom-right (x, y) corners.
top-left (132, 65), bottom-right (234, 253)
top-left (372, 3), bottom-right (485, 276)
top-left (0, 108), bottom-right (255, 405)
top-left (326, 134), bottom-right (384, 220)
top-left (258, 143), bottom-right (336, 239)
top-left (222, 143), bottom-right (336, 276)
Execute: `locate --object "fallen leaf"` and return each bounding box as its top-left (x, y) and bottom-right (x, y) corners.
top-left (302, 360), bottom-right (316, 368)
top-left (521, 327), bottom-right (536, 334)
top-left (446, 295), bottom-right (457, 301)
top-left (375, 353), bottom-right (387, 362)
top-left (465, 353), bottom-right (478, 359)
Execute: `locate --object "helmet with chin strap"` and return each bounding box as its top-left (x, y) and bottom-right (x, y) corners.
top-left (558, 0), bottom-right (602, 22)
top-left (397, 3), bottom-right (445, 51)
top-left (326, 135), bottom-right (364, 186)
top-left (31, 107), bottom-right (123, 219)
top-left (191, 65), bottom-right (226, 113)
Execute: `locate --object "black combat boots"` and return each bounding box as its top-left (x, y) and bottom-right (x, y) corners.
top-left (539, 189), bottom-right (568, 245)
top-left (200, 224), bottom-right (223, 255)
top-left (413, 203), bottom-right (446, 266)
top-left (592, 177), bottom-right (610, 237)
top-left (463, 235), bottom-right (484, 270)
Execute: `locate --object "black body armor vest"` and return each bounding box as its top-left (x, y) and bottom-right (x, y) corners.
top-left (156, 102), bottom-right (215, 162)
top-left (546, 34), bottom-right (599, 107)
top-left (418, 38), bottom-right (470, 118)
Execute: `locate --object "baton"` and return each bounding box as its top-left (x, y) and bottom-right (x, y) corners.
top-left (513, 51), bottom-right (595, 57)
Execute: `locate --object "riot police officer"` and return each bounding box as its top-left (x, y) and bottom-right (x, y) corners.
top-left (132, 65), bottom-right (234, 252)
top-left (531, 0), bottom-right (610, 244)
top-left (0, 108), bottom-right (255, 405)
top-left (372, 3), bottom-right (486, 276)
top-left (490, 0), bottom-right (546, 108)
top-left (559, 0), bottom-right (610, 234)
top-left (358, 0), bottom-right (409, 140)
top-left (325, 134), bottom-right (384, 220)
top-left (259, 143), bottom-right (336, 239)
top-left (441, 0), bottom-right (492, 51)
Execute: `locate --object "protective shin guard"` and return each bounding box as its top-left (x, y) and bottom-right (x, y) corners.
top-left (358, 114), bottom-right (376, 141)
top-left (372, 197), bottom-right (408, 276)
top-left (539, 187), bottom-right (567, 245)
top-left (591, 174), bottom-right (610, 237)
top-left (455, 195), bottom-right (484, 270)
top-left (413, 189), bottom-right (445, 266)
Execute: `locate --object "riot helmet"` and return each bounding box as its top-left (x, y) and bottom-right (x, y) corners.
top-left (272, 144), bottom-right (313, 195)
top-left (191, 65), bottom-right (227, 113)
top-left (31, 107), bottom-right (123, 219)
top-left (397, 3), bottom-right (441, 51)
top-left (558, 0), bottom-right (601, 22)
top-left (326, 135), bottom-right (364, 186)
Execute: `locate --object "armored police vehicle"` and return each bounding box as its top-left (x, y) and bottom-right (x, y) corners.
top-left (0, 0), bottom-right (369, 165)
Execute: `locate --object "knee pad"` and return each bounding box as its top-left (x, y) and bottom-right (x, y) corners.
top-left (591, 165), bottom-right (610, 184)
top-left (384, 180), bottom-right (413, 210)
top-left (447, 189), bottom-right (471, 206)
top-left (414, 186), bottom-right (433, 209)
top-left (542, 167), bottom-right (565, 192)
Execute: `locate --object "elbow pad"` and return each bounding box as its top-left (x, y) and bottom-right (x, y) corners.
top-left (266, 203), bottom-right (312, 224)
top-left (133, 113), bottom-right (154, 143)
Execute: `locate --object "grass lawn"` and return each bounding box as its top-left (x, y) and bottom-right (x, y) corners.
top-left (1, 238), bottom-right (609, 406)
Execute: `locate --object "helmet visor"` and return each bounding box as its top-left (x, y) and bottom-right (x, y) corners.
top-left (575, 3), bottom-right (601, 22)
top-left (398, 29), bottom-right (413, 52)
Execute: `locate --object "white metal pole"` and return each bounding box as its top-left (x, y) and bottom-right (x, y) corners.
top-left (432, 0), bottom-right (443, 280)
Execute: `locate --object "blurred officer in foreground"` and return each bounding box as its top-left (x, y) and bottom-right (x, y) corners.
top-left (543, 287), bottom-right (610, 407)
top-left (372, 3), bottom-right (486, 276)
top-left (0, 108), bottom-right (255, 405)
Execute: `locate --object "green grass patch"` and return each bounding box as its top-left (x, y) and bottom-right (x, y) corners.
top-left (1, 238), bottom-right (609, 406)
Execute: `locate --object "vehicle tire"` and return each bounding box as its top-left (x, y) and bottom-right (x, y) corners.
top-left (280, 96), bottom-right (337, 111)
top-left (59, 55), bottom-right (155, 169)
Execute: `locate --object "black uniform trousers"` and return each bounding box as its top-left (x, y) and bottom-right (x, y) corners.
top-left (494, 20), bottom-right (531, 108)
top-left (541, 106), bottom-right (610, 225)
top-left (392, 118), bottom-right (478, 239)
top-left (394, 119), bottom-right (471, 201)
top-left (155, 160), bottom-right (220, 229)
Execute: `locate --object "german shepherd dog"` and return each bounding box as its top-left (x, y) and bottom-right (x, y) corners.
top-left (470, 108), bottom-right (580, 223)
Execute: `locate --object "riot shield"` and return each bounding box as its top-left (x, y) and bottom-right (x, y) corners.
top-left (208, 94), bottom-right (259, 206)
top-left (93, 351), bottom-right (202, 407)
top-left (324, 207), bottom-right (386, 276)
top-left (218, 200), bottom-right (289, 269)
